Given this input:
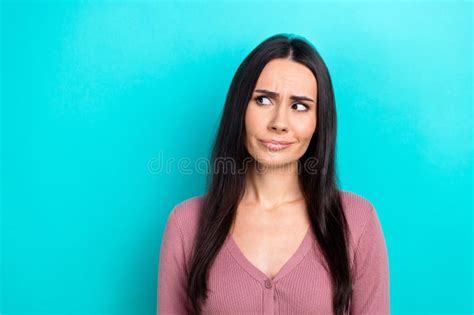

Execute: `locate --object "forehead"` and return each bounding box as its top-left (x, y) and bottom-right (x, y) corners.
top-left (254, 58), bottom-right (317, 97)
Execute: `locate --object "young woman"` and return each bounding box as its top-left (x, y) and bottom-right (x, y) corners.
top-left (157, 33), bottom-right (390, 315)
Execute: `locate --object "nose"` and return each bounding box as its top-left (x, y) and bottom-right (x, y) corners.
top-left (270, 123), bottom-right (288, 133)
top-left (268, 104), bottom-right (288, 133)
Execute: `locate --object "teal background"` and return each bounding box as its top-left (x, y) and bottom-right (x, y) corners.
top-left (1, 0), bottom-right (472, 314)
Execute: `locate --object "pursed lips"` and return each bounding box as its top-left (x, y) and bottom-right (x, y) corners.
top-left (259, 139), bottom-right (295, 145)
top-left (258, 139), bottom-right (295, 150)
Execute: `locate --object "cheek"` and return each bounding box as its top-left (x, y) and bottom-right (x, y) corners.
top-left (245, 105), bottom-right (264, 136)
top-left (292, 116), bottom-right (316, 140)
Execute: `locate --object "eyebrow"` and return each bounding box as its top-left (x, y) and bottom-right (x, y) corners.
top-left (254, 89), bottom-right (315, 103)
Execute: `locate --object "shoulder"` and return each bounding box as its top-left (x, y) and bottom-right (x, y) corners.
top-left (166, 194), bottom-right (206, 257)
top-left (170, 194), bottom-right (205, 226)
top-left (338, 190), bottom-right (380, 250)
top-left (339, 190), bottom-right (376, 225)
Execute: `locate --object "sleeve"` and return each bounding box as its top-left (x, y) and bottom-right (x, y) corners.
top-left (157, 209), bottom-right (193, 315)
top-left (350, 206), bottom-right (390, 315)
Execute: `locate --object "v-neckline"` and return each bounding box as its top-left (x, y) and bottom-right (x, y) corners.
top-left (224, 226), bottom-right (315, 284)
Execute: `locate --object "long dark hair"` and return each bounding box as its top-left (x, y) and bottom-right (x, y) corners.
top-left (187, 33), bottom-right (353, 315)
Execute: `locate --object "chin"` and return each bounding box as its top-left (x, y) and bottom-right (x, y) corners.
top-left (254, 155), bottom-right (294, 168)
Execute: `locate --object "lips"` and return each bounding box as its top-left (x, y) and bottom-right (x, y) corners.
top-left (259, 139), bottom-right (294, 151)
top-left (259, 139), bottom-right (295, 145)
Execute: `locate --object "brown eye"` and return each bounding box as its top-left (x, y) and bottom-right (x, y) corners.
top-left (292, 103), bottom-right (310, 112)
top-left (255, 95), bottom-right (271, 105)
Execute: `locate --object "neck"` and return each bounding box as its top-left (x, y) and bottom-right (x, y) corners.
top-left (242, 160), bottom-right (304, 209)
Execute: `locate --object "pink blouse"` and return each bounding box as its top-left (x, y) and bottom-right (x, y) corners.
top-left (157, 190), bottom-right (390, 314)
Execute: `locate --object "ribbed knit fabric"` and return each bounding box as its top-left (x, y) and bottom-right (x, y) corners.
top-left (157, 190), bottom-right (390, 314)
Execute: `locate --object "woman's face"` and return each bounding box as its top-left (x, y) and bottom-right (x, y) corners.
top-left (244, 58), bottom-right (317, 167)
